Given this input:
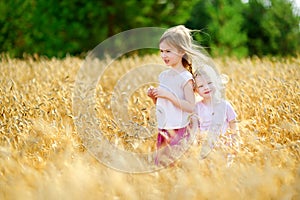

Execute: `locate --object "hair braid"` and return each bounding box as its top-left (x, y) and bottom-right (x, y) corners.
top-left (182, 54), bottom-right (193, 77)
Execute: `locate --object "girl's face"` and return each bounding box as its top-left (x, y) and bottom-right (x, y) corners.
top-left (195, 75), bottom-right (216, 99)
top-left (159, 40), bottom-right (184, 68)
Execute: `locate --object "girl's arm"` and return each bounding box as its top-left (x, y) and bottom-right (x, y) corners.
top-left (153, 80), bottom-right (195, 113)
top-left (229, 120), bottom-right (238, 134)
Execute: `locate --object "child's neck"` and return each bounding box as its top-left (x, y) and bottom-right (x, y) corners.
top-left (202, 97), bottom-right (212, 105)
top-left (171, 63), bottom-right (185, 72)
top-left (202, 97), bottom-right (220, 106)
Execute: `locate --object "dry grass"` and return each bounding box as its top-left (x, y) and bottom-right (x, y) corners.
top-left (0, 54), bottom-right (299, 200)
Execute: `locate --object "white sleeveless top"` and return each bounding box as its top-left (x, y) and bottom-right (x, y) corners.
top-left (156, 69), bottom-right (193, 129)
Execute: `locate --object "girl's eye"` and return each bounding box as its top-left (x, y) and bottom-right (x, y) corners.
top-left (198, 85), bottom-right (203, 88)
top-left (208, 82), bottom-right (213, 84)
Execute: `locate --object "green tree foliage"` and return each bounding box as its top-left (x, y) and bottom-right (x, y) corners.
top-left (0, 0), bottom-right (197, 58)
top-left (102, 0), bottom-right (197, 35)
top-left (187, 0), bottom-right (248, 58)
top-left (0, 0), bottom-right (299, 58)
top-left (187, 0), bottom-right (300, 57)
top-left (244, 0), bottom-right (300, 56)
top-left (0, 0), bottom-right (107, 58)
top-left (207, 0), bottom-right (248, 57)
top-left (0, 0), bottom-right (31, 57)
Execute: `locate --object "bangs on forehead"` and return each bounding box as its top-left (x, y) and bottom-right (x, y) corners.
top-left (195, 70), bottom-right (209, 78)
top-left (195, 74), bottom-right (211, 82)
top-left (160, 37), bottom-right (179, 50)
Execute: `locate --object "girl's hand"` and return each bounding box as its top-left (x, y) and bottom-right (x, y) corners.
top-left (147, 87), bottom-right (170, 103)
top-left (147, 86), bottom-right (155, 98)
top-left (147, 86), bottom-right (157, 104)
top-left (152, 88), bottom-right (171, 99)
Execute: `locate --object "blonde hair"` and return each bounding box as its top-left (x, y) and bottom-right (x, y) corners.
top-left (159, 25), bottom-right (214, 77)
top-left (194, 65), bottom-right (229, 102)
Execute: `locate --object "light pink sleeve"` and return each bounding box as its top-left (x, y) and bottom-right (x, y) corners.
top-left (225, 101), bottom-right (237, 122)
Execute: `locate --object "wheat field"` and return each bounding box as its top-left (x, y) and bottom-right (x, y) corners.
top-left (0, 54), bottom-right (299, 200)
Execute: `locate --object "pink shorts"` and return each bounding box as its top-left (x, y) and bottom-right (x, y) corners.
top-left (155, 127), bottom-right (190, 165)
top-left (156, 127), bottom-right (189, 148)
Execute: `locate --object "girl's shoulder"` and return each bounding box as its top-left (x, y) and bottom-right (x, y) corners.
top-left (216, 99), bottom-right (232, 108)
top-left (179, 70), bottom-right (193, 83)
top-left (180, 70), bottom-right (193, 77)
top-left (222, 99), bottom-right (234, 107)
top-left (159, 69), bottom-right (192, 79)
top-left (159, 69), bottom-right (171, 77)
top-left (160, 69), bottom-right (171, 74)
top-left (219, 99), bottom-right (236, 113)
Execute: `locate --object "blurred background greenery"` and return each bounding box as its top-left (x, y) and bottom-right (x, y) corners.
top-left (0, 0), bottom-right (299, 58)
